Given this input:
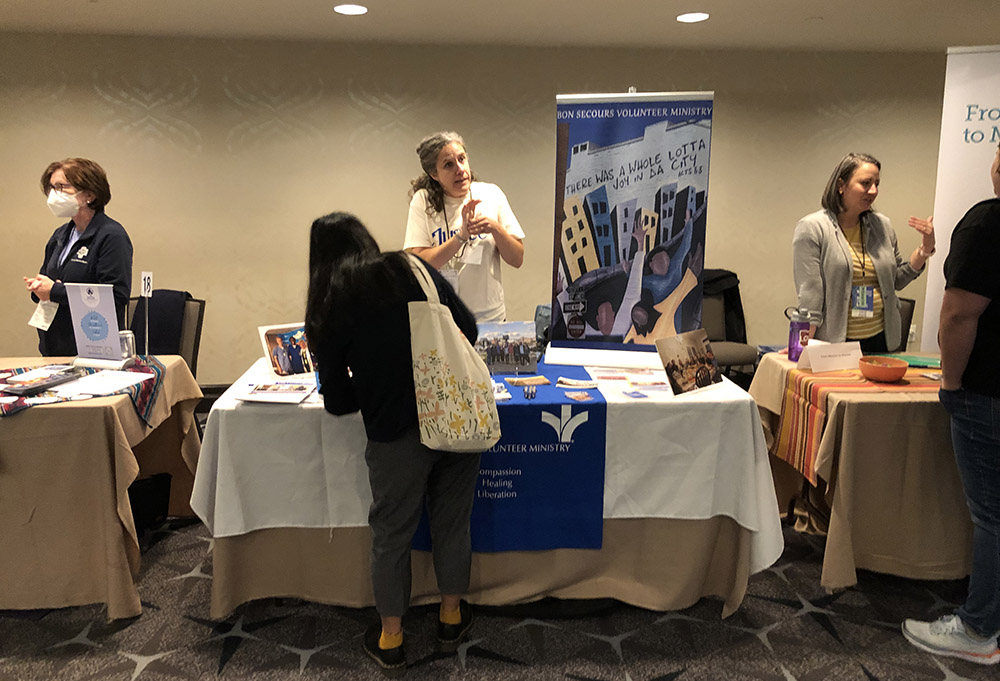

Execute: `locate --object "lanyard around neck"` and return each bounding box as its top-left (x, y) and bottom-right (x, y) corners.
top-left (843, 224), bottom-right (867, 277)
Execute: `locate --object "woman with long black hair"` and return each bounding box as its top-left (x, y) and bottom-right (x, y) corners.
top-left (305, 212), bottom-right (480, 677)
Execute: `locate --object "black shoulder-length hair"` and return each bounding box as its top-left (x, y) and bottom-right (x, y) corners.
top-left (305, 212), bottom-right (413, 346)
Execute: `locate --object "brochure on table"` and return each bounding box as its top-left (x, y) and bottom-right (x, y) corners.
top-left (2, 365), bottom-right (86, 396)
top-left (236, 382), bottom-right (315, 405)
top-left (51, 370), bottom-right (155, 397)
top-left (585, 365), bottom-right (673, 400)
top-left (1, 365), bottom-right (153, 398)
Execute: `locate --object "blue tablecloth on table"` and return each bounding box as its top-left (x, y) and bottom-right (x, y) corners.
top-left (413, 362), bottom-right (607, 552)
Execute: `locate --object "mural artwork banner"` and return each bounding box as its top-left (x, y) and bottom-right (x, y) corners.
top-left (550, 92), bottom-right (714, 360)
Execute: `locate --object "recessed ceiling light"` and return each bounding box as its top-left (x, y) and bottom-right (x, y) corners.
top-left (676, 12), bottom-right (710, 23)
top-left (334, 4), bottom-right (368, 16)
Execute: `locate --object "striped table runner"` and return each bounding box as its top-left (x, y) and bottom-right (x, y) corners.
top-left (772, 368), bottom-right (940, 485)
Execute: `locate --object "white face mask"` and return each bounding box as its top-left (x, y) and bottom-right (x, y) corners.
top-left (47, 189), bottom-right (81, 218)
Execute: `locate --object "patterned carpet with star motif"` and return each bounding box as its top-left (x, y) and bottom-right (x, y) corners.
top-left (0, 520), bottom-right (991, 681)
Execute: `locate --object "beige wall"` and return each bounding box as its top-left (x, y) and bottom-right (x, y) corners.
top-left (0, 32), bottom-right (944, 384)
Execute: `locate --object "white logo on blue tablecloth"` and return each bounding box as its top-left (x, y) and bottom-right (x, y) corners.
top-left (541, 405), bottom-right (589, 443)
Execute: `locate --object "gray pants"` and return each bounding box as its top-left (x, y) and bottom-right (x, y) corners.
top-left (365, 427), bottom-right (482, 617)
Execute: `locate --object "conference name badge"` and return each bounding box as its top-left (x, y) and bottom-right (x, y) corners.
top-left (850, 285), bottom-right (875, 318)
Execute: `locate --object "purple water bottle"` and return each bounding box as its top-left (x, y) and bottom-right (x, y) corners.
top-left (785, 307), bottom-right (813, 362)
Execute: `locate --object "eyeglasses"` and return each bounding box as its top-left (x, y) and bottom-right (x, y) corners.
top-left (50, 183), bottom-right (77, 194)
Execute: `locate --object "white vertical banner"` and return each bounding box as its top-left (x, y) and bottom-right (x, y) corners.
top-left (921, 45), bottom-right (1000, 352)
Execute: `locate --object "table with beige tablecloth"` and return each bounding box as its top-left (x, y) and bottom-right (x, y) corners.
top-left (0, 355), bottom-right (202, 619)
top-left (193, 359), bottom-right (784, 620)
top-left (749, 352), bottom-right (973, 590)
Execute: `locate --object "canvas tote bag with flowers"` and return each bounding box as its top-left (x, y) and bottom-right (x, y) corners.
top-left (405, 253), bottom-right (501, 452)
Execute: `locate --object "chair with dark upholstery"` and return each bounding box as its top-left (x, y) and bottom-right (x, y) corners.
top-left (128, 290), bottom-right (206, 378)
top-left (897, 297), bottom-right (916, 351)
top-left (701, 269), bottom-right (758, 387)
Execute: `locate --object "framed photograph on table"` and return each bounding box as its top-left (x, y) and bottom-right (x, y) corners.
top-left (475, 321), bottom-right (541, 374)
top-left (655, 328), bottom-right (722, 395)
top-left (258, 323), bottom-right (315, 377)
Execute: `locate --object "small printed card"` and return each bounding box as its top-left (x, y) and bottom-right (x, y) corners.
top-left (627, 377), bottom-right (671, 390)
top-left (557, 377), bottom-right (598, 389)
top-left (797, 340), bottom-right (862, 373)
top-left (492, 380), bottom-right (512, 401)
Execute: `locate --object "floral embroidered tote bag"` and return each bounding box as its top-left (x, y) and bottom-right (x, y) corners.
top-left (406, 254), bottom-right (501, 452)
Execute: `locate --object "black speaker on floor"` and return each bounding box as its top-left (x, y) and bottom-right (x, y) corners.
top-left (128, 472), bottom-right (172, 538)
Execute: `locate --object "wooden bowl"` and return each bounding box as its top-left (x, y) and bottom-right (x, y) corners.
top-left (859, 356), bottom-right (909, 382)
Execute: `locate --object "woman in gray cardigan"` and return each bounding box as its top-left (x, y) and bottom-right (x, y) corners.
top-left (793, 153), bottom-right (936, 352)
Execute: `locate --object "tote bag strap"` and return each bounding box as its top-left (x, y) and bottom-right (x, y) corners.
top-left (405, 253), bottom-right (441, 305)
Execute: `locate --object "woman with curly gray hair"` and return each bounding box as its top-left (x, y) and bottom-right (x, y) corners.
top-left (403, 131), bottom-right (525, 322)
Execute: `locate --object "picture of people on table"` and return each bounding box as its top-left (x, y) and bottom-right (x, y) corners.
top-left (475, 320), bottom-right (540, 373)
top-left (654, 328), bottom-right (722, 394)
top-left (259, 323), bottom-right (314, 376)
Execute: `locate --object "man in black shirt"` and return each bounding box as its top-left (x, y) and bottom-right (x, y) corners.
top-left (903, 143), bottom-right (1000, 666)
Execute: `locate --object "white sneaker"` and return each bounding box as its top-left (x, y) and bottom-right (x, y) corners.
top-left (902, 614), bottom-right (1000, 666)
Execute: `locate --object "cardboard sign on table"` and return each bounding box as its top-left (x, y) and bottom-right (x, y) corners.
top-left (796, 340), bottom-right (862, 373)
top-left (65, 283), bottom-right (122, 362)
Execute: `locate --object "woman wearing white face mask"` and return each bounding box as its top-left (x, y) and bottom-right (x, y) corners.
top-left (24, 158), bottom-right (133, 356)
top-left (404, 131), bottom-right (525, 323)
